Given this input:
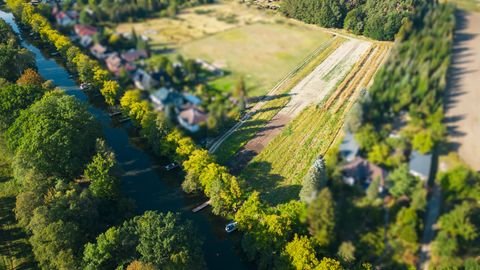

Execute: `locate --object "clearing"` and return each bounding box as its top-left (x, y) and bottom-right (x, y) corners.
top-left (445, 10), bottom-right (480, 171)
top-left (240, 43), bottom-right (391, 204)
top-left (442, 0), bottom-right (480, 11)
top-left (117, 1), bottom-right (335, 97)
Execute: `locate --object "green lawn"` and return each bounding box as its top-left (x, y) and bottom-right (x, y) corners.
top-left (0, 140), bottom-right (37, 269)
top-left (178, 23), bottom-right (334, 97)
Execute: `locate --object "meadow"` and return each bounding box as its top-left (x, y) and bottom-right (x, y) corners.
top-left (116, 1), bottom-right (335, 97)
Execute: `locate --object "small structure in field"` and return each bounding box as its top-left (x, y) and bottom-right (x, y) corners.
top-left (408, 151), bottom-right (432, 181)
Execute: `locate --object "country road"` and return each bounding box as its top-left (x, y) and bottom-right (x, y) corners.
top-left (418, 185), bottom-right (442, 270)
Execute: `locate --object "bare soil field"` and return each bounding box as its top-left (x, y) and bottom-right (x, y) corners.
top-left (445, 11), bottom-right (480, 171)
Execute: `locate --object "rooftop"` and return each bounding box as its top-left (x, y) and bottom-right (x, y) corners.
top-left (408, 150), bottom-right (432, 181)
top-left (339, 131), bottom-right (360, 162)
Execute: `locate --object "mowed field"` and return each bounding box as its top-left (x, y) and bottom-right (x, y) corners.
top-left (117, 1), bottom-right (335, 97)
top-left (180, 23), bottom-right (334, 97)
top-left (241, 43), bottom-right (392, 205)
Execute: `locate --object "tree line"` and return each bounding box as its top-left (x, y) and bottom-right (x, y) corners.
top-left (280, 0), bottom-right (427, 41)
top-left (0, 18), bottom-right (206, 270)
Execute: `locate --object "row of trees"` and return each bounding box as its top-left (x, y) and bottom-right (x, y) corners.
top-left (0, 18), bottom-right (207, 269)
top-left (351, 3), bottom-right (455, 166)
top-left (430, 167), bottom-right (480, 268)
top-left (280, 0), bottom-right (427, 40)
top-left (70, 0), bottom-right (214, 24)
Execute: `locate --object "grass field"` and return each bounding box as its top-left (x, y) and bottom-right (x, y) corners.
top-left (0, 141), bottom-right (37, 269)
top-left (213, 37), bottom-right (346, 163)
top-left (179, 23), bottom-right (334, 97)
top-left (240, 44), bottom-right (391, 205)
top-left (117, 1), bottom-right (335, 97)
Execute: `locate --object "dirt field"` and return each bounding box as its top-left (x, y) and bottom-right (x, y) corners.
top-left (445, 11), bottom-right (480, 171)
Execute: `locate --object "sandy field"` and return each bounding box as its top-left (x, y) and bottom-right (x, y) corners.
top-left (445, 11), bottom-right (480, 171)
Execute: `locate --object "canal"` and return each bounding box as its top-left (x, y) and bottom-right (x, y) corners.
top-left (0, 9), bottom-right (250, 270)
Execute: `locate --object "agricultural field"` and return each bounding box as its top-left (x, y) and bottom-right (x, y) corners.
top-left (117, 1), bottom-right (335, 97)
top-left (240, 43), bottom-right (392, 205)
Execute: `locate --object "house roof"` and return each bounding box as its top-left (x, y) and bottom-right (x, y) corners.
top-left (178, 106), bottom-right (207, 125)
top-left (339, 131), bottom-right (360, 162)
top-left (121, 49), bottom-right (148, 62)
top-left (183, 94), bottom-right (202, 105)
top-left (74, 24), bottom-right (97, 37)
top-left (342, 157), bottom-right (386, 186)
top-left (408, 151), bottom-right (432, 180)
top-left (90, 43), bottom-right (107, 54)
top-left (150, 88), bottom-right (183, 106)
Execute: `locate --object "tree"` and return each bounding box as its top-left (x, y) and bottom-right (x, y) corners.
top-left (126, 261), bottom-right (156, 270)
top-left (284, 234), bottom-right (319, 270)
top-left (84, 139), bottom-right (119, 199)
top-left (16, 68), bottom-right (43, 86)
top-left (388, 164), bottom-right (419, 198)
top-left (233, 76), bottom-right (247, 110)
top-left (337, 241), bottom-right (356, 263)
top-left (5, 90), bottom-right (100, 178)
top-left (300, 156), bottom-right (327, 203)
top-left (101, 80), bottom-right (120, 106)
top-left (0, 83), bottom-right (45, 129)
top-left (317, 257), bottom-right (343, 270)
top-left (307, 188), bottom-right (335, 246)
top-left (135, 211), bottom-right (205, 269)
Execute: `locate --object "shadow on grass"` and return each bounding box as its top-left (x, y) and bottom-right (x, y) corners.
top-left (239, 161), bottom-right (301, 206)
top-left (0, 196), bottom-right (37, 269)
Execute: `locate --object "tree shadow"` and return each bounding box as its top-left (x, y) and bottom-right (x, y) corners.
top-left (247, 93), bottom-right (293, 104)
top-left (444, 9), bottom-right (478, 137)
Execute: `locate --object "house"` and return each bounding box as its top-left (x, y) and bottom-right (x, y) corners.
top-left (408, 151), bottom-right (432, 181)
top-left (54, 11), bottom-right (76, 27)
top-left (105, 53), bottom-right (122, 74)
top-left (79, 35), bottom-right (93, 48)
top-left (150, 88), bottom-right (184, 110)
top-left (177, 106), bottom-right (208, 132)
top-left (121, 49), bottom-right (148, 63)
top-left (339, 131), bottom-right (360, 162)
top-left (74, 24), bottom-right (97, 37)
top-left (133, 69), bottom-right (158, 90)
top-left (90, 43), bottom-right (107, 59)
top-left (342, 157), bottom-right (387, 191)
top-left (183, 94), bottom-right (202, 106)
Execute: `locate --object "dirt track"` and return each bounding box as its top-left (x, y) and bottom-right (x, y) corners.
top-left (445, 11), bottom-right (480, 170)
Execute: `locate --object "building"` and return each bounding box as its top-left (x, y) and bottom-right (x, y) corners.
top-left (121, 49), bottom-right (148, 63)
top-left (177, 106), bottom-right (208, 132)
top-left (408, 151), bottom-right (432, 181)
top-left (342, 157), bottom-right (386, 190)
top-left (339, 131), bottom-right (360, 162)
top-left (133, 69), bottom-right (158, 90)
top-left (150, 88), bottom-right (184, 110)
top-left (105, 53), bottom-right (122, 74)
top-left (90, 43), bottom-right (107, 59)
top-left (54, 11), bottom-right (77, 27)
top-left (74, 24), bottom-right (97, 37)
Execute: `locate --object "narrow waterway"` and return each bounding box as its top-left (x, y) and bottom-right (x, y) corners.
top-left (0, 9), bottom-right (250, 269)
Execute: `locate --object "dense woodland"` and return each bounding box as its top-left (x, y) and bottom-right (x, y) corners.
top-left (281, 0), bottom-right (426, 41)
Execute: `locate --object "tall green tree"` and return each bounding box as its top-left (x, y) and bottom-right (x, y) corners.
top-left (307, 188), bottom-right (335, 246)
top-left (300, 156), bottom-right (327, 203)
top-left (84, 139), bottom-right (119, 199)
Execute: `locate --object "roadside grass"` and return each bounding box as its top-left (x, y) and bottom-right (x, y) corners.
top-left (441, 0), bottom-right (480, 11)
top-left (179, 23), bottom-right (334, 96)
top-left (240, 44), bottom-right (391, 205)
top-left (213, 37), bottom-right (346, 164)
top-left (0, 139), bottom-right (37, 270)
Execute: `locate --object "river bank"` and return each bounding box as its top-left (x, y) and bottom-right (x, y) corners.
top-left (0, 8), bottom-right (250, 269)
